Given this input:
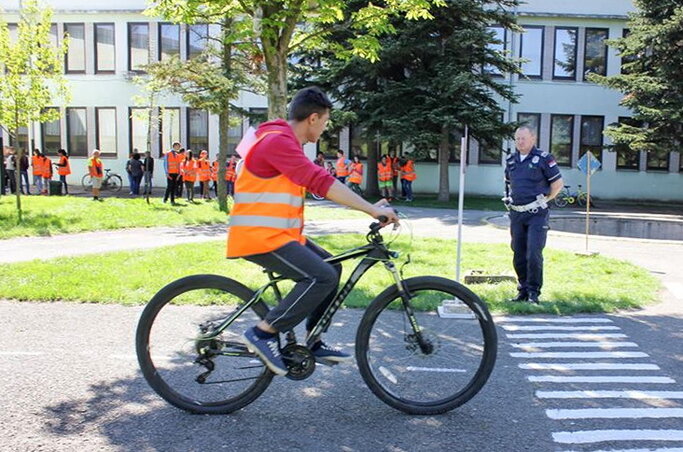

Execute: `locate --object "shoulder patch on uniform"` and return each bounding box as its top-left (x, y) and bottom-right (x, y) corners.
top-left (532, 156), bottom-right (540, 164)
top-left (540, 150), bottom-right (549, 157)
top-left (548, 159), bottom-right (557, 168)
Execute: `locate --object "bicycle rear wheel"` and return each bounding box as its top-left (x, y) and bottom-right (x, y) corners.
top-left (136, 274), bottom-right (274, 414)
top-left (81, 174), bottom-right (92, 191)
top-left (106, 174), bottom-right (123, 192)
top-left (356, 276), bottom-right (497, 415)
top-left (553, 196), bottom-right (568, 208)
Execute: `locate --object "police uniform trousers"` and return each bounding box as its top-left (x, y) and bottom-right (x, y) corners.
top-left (509, 208), bottom-right (549, 296)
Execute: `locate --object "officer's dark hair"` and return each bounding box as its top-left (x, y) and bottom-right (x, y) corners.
top-left (288, 86), bottom-right (333, 121)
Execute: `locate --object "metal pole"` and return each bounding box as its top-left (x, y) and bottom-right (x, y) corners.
top-left (456, 125), bottom-right (468, 282)
top-left (585, 152), bottom-right (591, 252)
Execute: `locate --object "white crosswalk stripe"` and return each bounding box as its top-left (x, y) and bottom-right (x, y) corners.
top-left (502, 315), bottom-right (683, 450)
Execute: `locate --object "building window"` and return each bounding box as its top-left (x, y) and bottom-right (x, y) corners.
top-left (484, 26), bottom-right (506, 76)
top-left (41, 108), bottom-right (61, 156)
top-left (159, 107), bottom-right (181, 157)
top-left (614, 117), bottom-right (640, 170)
top-left (66, 107), bottom-right (88, 157)
top-left (9, 126), bottom-right (29, 155)
top-left (550, 115), bottom-right (573, 166)
top-left (227, 117), bottom-right (243, 155)
top-left (517, 112), bottom-right (542, 147)
top-left (187, 108), bottom-right (209, 152)
top-left (159, 23), bottom-right (180, 61)
top-left (64, 23), bottom-right (85, 73)
top-left (447, 130), bottom-right (465, 163)
top-left (620, 28), bottom-right (637, 75)
top-left (478, 138), bottom-right (502, 164)
top-left (647, 150), bottom-right (669, 171)
top-left (48, 23), bottom-right (58, 48)
top-left (584, 28), bottom-right (608, 80)
top-left (579, 116), bottom-right (604, 159)
top-left (520, 26), bottom-right (544, 78)
top-left (553, 27), bottom-right (578, 80)
top-left (96, 108), bottom-right (117, 157)
top-left (129, 107), bottom-right (150, 155)
top-left (128, 23), bottom-right (149, 72)
top-left (94, 23), bottom-right (116, 73)
top-left (187, 24), bottom-right (208, 59)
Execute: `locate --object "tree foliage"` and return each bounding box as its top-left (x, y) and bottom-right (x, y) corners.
top-left (0, 0), bottom-right (70, 221)
top-left (293, 0), bottom-right (521, 200)
top-left (591, 0), bottom-right (683, 155)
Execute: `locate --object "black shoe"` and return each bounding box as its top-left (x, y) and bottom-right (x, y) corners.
top-left (528, 293), bottom-right (540, 304)
top-left (509, 292), bottom-right (528, 302)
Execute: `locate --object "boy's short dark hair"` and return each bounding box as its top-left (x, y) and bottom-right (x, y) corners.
top-left (288, 86), bottom-right (333, 121)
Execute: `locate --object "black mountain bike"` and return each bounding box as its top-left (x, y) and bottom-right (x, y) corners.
top-left (136, 219), bottom-right (497, 415)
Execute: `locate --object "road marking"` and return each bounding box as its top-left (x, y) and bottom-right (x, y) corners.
top-left (502, 325), bottom-right (621, 332)
top-left (537, 390), bottom-right (683, 399)
top-left (510, 351), bottom-right (649, 359)
top-left (560, 448), bottom-right (683, 452)
top-left (506, 333), bottom-right (628, 340)
top-left (511, 342), bottom-right (638, 349)
top-left (528, 376), bottom-right (675, 384)
top-left (521, 363), bottom-right (660, 371)
top-left (553, 429), bottom-right (683, 444)
top-left (497, 317), bottom-right (613, 323)
top-left (664, 282), bottom-right (683, 300)
top-left (0, 351), bottom-right (45, 356)
top-left (405, 366), bottom-right (466, 373)
top-left (547, 408), bottom-right (683, 420)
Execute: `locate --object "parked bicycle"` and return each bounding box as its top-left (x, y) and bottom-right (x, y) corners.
top-left (81, 168), bottom-right (123, 192)
top-left (136, 218), bottom-right (497, 415)
top-left (553, 184), bottom-right (593, 208)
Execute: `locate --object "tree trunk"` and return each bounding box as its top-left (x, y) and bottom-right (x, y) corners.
top-left (263, 41), bottom-right (288, 120)
top-left (13, 126), bottom-right (23, 223)
top-left (216, 16), bottom-right (232, 214)
top-left (366, 133), bottom-right (379, 197)
top-left (437, 125), bottom-right (450, 202)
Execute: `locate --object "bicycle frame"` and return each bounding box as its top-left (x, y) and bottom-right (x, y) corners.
top-left (200, 232), bottom-right (424, 350)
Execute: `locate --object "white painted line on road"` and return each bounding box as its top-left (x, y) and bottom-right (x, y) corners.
top-left (497, 317), bottom-right (613, 323)
top-left (0, 351), bottom-right (45, 356)
top-left (510, 351), bottom-right (649, 359)
top-left (502, 325), bottom-right (621, 332)
top-left (405, 366), bottom-right (467, 373)
top-left (547, 408), bottom-right (683, 420)
top-left (537, 390), bottom-right (683, 399)
top-left (506, 333), bottom-right (628, 340)
top-left (521, 363), bottom-right (660, 371)
top-left (664, 282), bottom-right (683, 300)
top-left (528, 376), bottom-right (675, 384)
top-left (553, 429), bottom-right (683, 444)
top-left (512, 342), bottom-right (638, 349)
top-left (560, 448), bottom-right (683, 452)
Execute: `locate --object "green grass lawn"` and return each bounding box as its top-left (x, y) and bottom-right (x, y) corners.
top-left (0, 234), bottom-right (658, 315)
top-left (0, 196), bottom-right (364, 239)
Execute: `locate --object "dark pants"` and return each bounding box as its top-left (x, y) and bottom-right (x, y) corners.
top-left (6, 170), bottom-right (16, 193)
top-left (336, 176), bottom-right (347, 184)
top-left (401, 179), bottom-right (413, 200)
top-left (184, 181), bottom-right (195, 201)
top-left (164, 174), bottom-right (180, 203)
top-left (176, 177), bottom-right (184, 198)
top-left (143, 172), bottom-right (153, 194)
top-left (131, 174), bottom-right (143, 195)
top-left (245, 239), bottom-right (342, 332)
top-left (510, 208), bottom-right (550, 296)
top-left (59, 175), bottom-right (68, 194)
top-left (227, 180), bottom-right (235, 197)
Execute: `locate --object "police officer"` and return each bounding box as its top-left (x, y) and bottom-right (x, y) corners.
top-left (504, 126), bottom-right (563, 304)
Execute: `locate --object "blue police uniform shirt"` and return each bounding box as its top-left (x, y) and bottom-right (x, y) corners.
top-left (505, 147), bottom-right (562, 205)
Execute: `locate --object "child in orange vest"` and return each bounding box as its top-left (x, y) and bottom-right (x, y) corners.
top-left (400, 157), bottom-right (417, 202)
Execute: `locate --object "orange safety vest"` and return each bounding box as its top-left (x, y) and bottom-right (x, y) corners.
top-left (197, 158), bottom-right (211, 182)
top-left (32, 155), bottom-right (43, 177)
top-left (378, 161), bottom-right (392, 182)
top-left (387, 156), bottom-right (399, 177)
top-left (57, 156), bottom-right (71, 176)
top-left (211, 161), bottom-right (218, 182)
top-left (227, 131), bottom-right (305, 258)
top-left (336, 157), bottom-right (349, 177)
top-left (181, 159), bottom-right (197, 182)
top-left (88, 157), bottom-right (103, 178)
top-left (165, 151), bottom-right (182, 174)
top-left (348, 162), bottom-right (363, 184)
top-left (42, 157), bottom-right (53, 179)
top-left (226, 161), bottom-right (237, 182)
top-left (400, 160), bottom-right (416, 181)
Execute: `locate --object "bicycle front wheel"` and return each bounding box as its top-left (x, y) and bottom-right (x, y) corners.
top-left (136, 274), bottom-right (274, 414)
top-left (81, 174), bottom-right (92, 191)
top-left (553, 196), bottom-right (568, 208)
top-left (356, 276), bottom-right (497, 415)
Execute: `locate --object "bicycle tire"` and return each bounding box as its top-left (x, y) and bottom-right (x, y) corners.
top-left (553, 196), bottom-right (568, 208)
top-left (106, 174), bottom-right (123, 192)
top-left (81, 174), bottom-right (92, 191)
top-left (136, 274), bottom-right (274, 414)
top-left (355, 276), bottom-right (497, 415)
top-left (577, 193), bottom-right (588, 207)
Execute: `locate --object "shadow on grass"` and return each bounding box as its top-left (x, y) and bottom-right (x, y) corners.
top-left (0, 211), bottom-right (84, 238)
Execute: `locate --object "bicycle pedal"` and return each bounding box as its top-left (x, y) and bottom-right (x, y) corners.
top-left (314, 357), bottom-right (339, 367)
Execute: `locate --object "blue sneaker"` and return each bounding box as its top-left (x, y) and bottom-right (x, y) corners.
top-left (243, 328), bottom-right (288, 376)
top-left (312, 341), bottom-right (353, 363)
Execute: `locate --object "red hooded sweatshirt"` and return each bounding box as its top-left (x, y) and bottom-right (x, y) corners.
top-left (246, 119), bottom-right (335, 197)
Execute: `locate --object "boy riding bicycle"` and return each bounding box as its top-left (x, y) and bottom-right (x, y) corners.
top-left (228, 87), bottom-right (398, 375)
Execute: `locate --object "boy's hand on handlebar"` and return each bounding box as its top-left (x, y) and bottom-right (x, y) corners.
top-left (372, 204), bottom-right (399, 227)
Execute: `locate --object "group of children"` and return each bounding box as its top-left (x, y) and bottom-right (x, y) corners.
top-left (29, 149), bottom-right (71, 195)
top-left (316, 150), bottom-right (417, 201)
